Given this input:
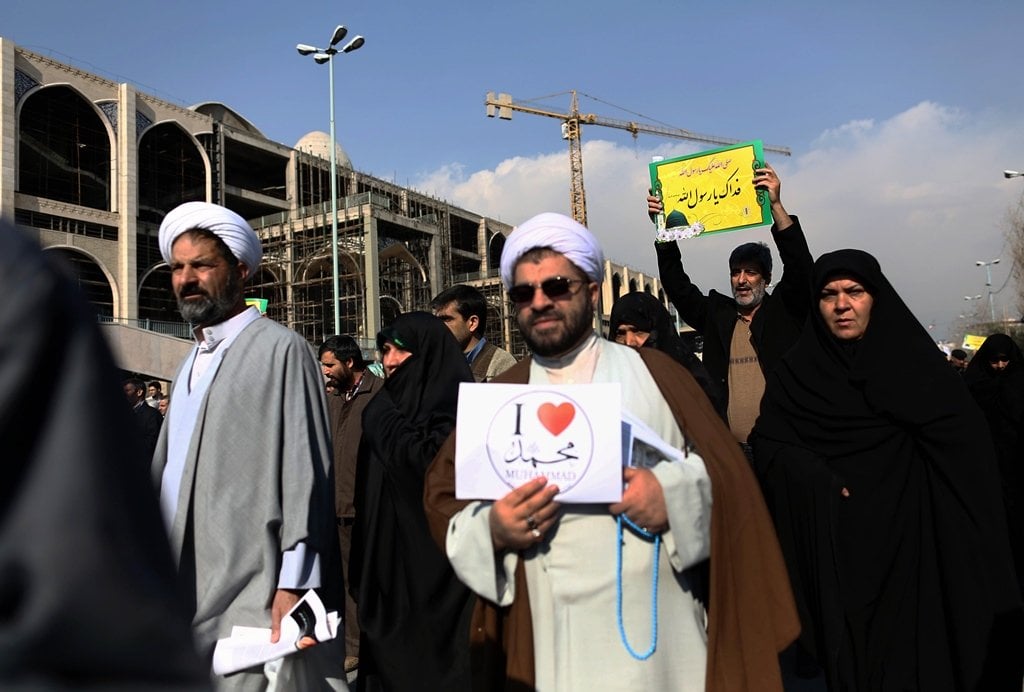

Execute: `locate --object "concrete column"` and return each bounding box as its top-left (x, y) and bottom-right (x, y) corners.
top-left (117, 83), bottom-right (139, 319)
top-left (429, 229), bottom-right (442, 297)
top-left (284, 152), bottom-right (298, 329)
top-left (0, 39), bottom-right (16, 221)
top-left (363, 212), bottom-right (380, 340)
top-left (478, 219), bottom-right (489, 275)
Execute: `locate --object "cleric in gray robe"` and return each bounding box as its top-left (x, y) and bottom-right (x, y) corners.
top-left (152, 202), bottom-right (346, 690)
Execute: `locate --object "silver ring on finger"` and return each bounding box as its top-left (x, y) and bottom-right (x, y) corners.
top-left (530, 528), bottom-right (542, 539)
top-left (526, 514), bottom-right (537, 530)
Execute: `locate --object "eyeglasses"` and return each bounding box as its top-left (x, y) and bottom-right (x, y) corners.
top-left (508, 276), bottom-right (586, 304)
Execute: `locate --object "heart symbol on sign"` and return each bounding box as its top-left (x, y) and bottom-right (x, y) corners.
top-left (537, 402), bottom-right (575, 436)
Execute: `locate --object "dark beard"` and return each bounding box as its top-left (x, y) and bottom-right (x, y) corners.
top-left (518, 296), bottom-right (594, 358)
top-left (176, 271), bottom-right (241, 326)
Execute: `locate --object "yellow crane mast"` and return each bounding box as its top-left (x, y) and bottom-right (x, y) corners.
top-left (485, 90), bottom-right (791, 226)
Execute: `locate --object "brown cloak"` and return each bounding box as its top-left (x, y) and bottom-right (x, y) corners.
top-left (424, 347), bottom-right (799, 691)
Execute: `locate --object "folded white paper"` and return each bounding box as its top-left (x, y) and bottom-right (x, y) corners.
top-left (211, 590), bottom-right (340, 676)
top-left (621, 409), bottom-right (688, 469)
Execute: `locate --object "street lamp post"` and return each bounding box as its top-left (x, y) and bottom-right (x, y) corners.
top-left (297, 26), bottom-right (365, 336)
top-left (975, 259), bottom-right (1000, 323)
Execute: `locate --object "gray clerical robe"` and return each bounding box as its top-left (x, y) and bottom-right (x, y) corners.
top-left (153, 317), bottom-right (342, 689)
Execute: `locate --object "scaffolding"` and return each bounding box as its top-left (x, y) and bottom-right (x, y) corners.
top-left (247, 159), bottom-right (519, 355)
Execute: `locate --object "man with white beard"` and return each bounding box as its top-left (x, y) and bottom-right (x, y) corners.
top-left (647, 166), bottom-right (813, 452)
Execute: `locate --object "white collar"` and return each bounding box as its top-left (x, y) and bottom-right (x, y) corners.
top-left (195, 306), bottom-right (261, 353)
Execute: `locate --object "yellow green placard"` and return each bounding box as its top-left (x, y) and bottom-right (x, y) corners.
top-left (962, 334), bottom-right (986, 351)
top-left (245, 297), bottom-right (268, 315)
top-left (649, 140), bottom-right (771, 237)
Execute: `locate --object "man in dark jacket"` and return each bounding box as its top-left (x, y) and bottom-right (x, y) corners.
top-left (647, 166), bottom-right (812, 451)
top-left (124, 377), bottom-right (164, 462)
top-left (318, 334), bottom-right (383, 674)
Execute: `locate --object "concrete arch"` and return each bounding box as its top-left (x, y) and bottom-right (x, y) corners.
top-left (137, 120), bottom-right (213, 213)
top-left (251, 263), bottom-right (282, 286)
top-left (487, 232), bottom-right (506, 271)
top-left (379, 295), bottom-right (403, 328)
top-left (17, 81), bottom-right (118, 146)
top-left (190, 102), bottom-right (265, 138)
top-left (138, 260), bottom-right (168, 293)
top-left (43, 245), bottom-right (120, 317)
top-left (379, 242), bottom-right (427, 282)
top-left (136, 260), bottom-right (180, 323)
top-left (17, 83), bottom-right (116, 211)
top-left (299, 250), bottom-right (362, 283)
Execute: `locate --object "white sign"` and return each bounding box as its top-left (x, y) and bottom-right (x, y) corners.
top-left (455, 383), bottom-right (623, 503)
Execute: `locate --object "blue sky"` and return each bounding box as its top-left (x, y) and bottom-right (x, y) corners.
top-left (6, 0), bottom-right (1024, 341)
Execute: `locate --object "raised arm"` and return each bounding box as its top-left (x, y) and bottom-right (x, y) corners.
top-left (753, 164), bottom-right (793, 231)
top-left (756, 165), bottom-right (813, 322)
top-left (648, 192), bottom-right (712, 331)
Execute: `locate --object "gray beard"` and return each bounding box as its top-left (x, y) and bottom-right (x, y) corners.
top-left (734, 283), bottom-right (766, 309)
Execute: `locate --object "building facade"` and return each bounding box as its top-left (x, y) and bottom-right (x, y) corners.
top-left (0, 37), bottom-right (676, 365)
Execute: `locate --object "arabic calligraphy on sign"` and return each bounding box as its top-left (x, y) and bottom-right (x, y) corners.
top-left (648, 140), bottom-right (771, 238)
top-left (486, 390), bottom-right (595, 494)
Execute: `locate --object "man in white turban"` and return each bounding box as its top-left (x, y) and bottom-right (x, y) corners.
top-left (153, 201), bottom-right (347, 690)
top-left (425, 212), bottom-right (798, 691)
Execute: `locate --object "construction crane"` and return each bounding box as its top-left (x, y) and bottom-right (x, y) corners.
top-left (485, 90), bottom-right (791, 226)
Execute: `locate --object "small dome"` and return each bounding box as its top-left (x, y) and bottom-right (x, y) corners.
top-left (294, 131), bottom-right (352, 169)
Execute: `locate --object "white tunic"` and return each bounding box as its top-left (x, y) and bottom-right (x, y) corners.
top-left (446, 334), bottom-right (713, 691)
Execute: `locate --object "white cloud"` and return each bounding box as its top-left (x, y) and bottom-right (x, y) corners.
top-left (813, 118), bottom-right (876, 146)
top-left (413, 101), bottom-right (1024, 340)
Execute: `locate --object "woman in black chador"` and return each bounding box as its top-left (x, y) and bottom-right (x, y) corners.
top-left (350, 312), bottom-right (474, 691)
top-left (608, 291), bottom-right (725, 419)
top-left (965, 332), bottom-right (1024, 592)
top-left (751, 249), bottom-right (1023, 691)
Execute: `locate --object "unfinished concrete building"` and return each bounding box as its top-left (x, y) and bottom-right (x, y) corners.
top-left (0, 37), bottom-right (676, 377)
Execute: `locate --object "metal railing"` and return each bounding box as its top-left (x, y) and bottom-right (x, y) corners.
top-left (98, 315), bottom-right (192, 340)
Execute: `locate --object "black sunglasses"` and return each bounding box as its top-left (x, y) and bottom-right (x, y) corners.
top-left (508, 276), bottom-right (585, 304)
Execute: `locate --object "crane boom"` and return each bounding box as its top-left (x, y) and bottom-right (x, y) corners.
top-left (485, 90), bottom-right (791, 225)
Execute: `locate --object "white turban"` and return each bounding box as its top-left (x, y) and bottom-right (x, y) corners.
top-left (158, 201), bottom-right (262, 272)
top-left (499, 212), bottom-right (604, 289)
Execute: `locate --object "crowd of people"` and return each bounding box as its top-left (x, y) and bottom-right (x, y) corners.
top-left (5, 163), bottom-right (1024, 692)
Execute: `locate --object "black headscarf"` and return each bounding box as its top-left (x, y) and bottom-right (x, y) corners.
top-left (965, 333), bottom-right (1024, 592)
top-left (351, 311), bottom-right (474, 691)
top-left (965, 333), bottom-right (1024, 445)
top-left (608, 291), bottom-right (725, 419)
top-left (375, 311), bottom-right (473, 426)
top-left (965, 332), bottom-right (1024, 384)
top-left (751, 249), bottom-right (1022, 691)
